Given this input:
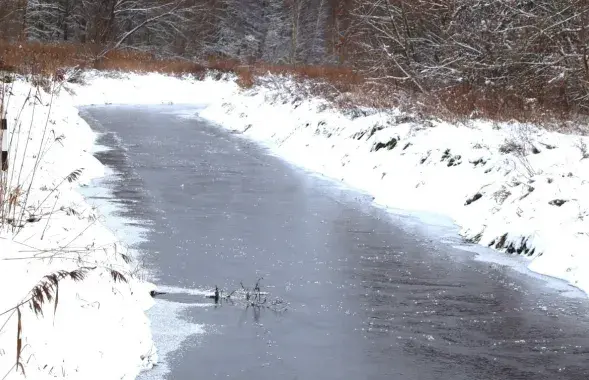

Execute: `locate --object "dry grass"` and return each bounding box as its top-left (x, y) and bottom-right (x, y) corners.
top-left (339, 79), bottom-right (588, 133)
top-left (0, 40), bottom-right (585, 128)
top-left (0, 40), bottom-right (211, 76)
top-left (230, 63), bottom-right (361, 93)
top-left (428, 83), bottom-right (576, 124)
top-left (0, 40), bottom-right (358, 86)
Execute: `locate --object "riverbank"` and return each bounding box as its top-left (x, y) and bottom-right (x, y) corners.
top-left (199, 77), bottom-right (589, 296)
top-left (0, 78), bottom-right (158, 379)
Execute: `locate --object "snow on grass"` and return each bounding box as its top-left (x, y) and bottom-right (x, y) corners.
top-left (0, 79), bottom-right (160, 379)
top-left (68, 71), bottom-right (235, 107)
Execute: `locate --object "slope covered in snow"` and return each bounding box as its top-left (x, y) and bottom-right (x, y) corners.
top-left (198, 76), bottom-right (589, 295)
top-left (0, 79), bottom-right (161, 379)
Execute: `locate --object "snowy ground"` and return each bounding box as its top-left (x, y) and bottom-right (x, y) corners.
top-left (0, 79), bottom-right (160, 379)
top-left (1, 70), bottom-right (588, 379)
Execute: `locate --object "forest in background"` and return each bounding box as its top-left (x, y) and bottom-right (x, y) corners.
top-left (1, 0), bottom-right (589, 121)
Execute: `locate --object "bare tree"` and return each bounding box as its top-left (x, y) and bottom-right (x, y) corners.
top-left (3, 0), bottom-right (589, 113)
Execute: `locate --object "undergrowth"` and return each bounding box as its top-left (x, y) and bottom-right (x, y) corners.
top-left (1, 40), bottom-right (587, 130)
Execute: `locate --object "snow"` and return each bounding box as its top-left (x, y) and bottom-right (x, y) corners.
top-left (1, 69), bottom-right (588, 379)
top-left (0, 80), bottom-right (158, 380)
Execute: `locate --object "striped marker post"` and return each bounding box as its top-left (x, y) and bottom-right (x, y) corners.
top-left (1, 118), bottom-right (7, 171)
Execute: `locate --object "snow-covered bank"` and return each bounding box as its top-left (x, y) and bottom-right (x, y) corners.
top-left (69, 71), bottom-right (589, 297)
top-left (0, 80), bottom-right (159, 379)
top-left (199, 77), bottom-right (589, 296)
top-left (198, 78), bottom-right (589, 294)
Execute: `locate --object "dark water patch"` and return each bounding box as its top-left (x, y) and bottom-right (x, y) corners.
top-left (82, 105), bottom-right (589, 380)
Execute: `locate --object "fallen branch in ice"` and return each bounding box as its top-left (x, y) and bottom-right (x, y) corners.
top-left (203, 278), bottom-right (288, 314)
